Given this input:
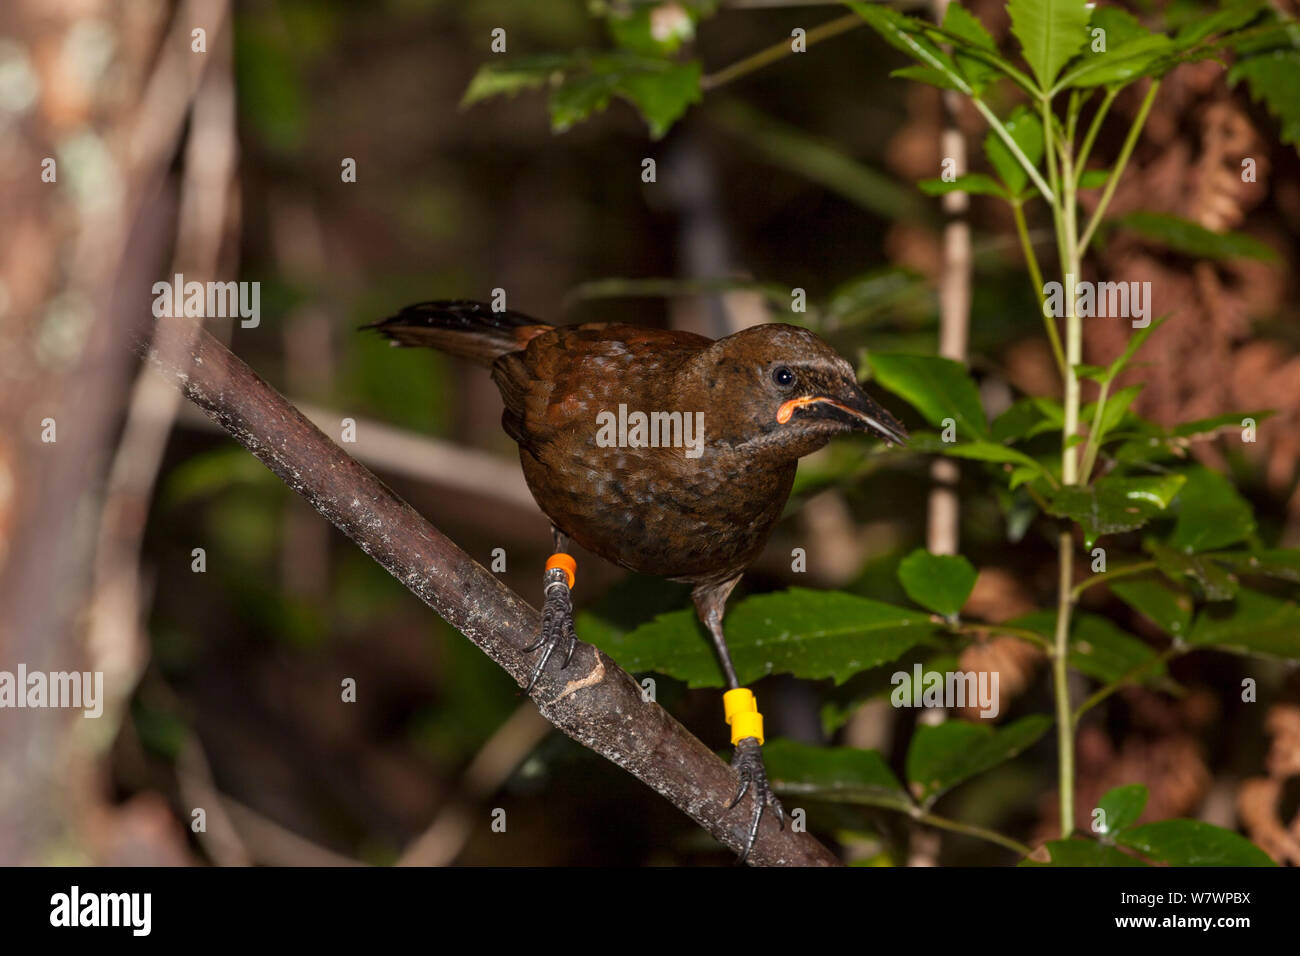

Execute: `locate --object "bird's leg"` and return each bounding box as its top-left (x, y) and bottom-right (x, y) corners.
top-left (693, 579), bottom-right (785, 863)
top-left (524, 527), bottom-right (579, 692)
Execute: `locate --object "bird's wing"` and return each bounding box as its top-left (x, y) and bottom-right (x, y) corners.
top-left (491, 323), bottom-right (711, 453)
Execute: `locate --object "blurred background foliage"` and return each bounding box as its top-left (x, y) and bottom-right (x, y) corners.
top-left (73, 0), bottom-right (1300, 865)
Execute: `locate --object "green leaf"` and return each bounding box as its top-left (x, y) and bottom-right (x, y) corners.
top-left (586, 588), bottom-right (939, 687)
top-left (906, 715), bottom-right (1051, 807)
top-left (983, 106), bottom-right (1044, 197)
top-left (942, 3), bottom-right (999, 92)
top-left (1043, 474), bottom-right (1187, 547)
top-left (1094, 784), bottom-right (1148, 837)
top-left (1011, 610), bottom-right (1165, 684)
top-left (1110, 574), bottom-right (1194, 638)
top-left (849, 3), bottom-right (970, 93)
top-left (992, 397), bottom-right (1063, 442)
top-left (897, 549), bottom-right (977, 617)
top-left (1167, 466), bottom-right (1255, 553)
top-left (764, 739), bottom-right (912, 811)
top-left (1211, 549), bottom-right (1300, 584)
top-left (1188, 588), bottom-right (1300, 660)
top-left (1117, 820), bottom-right (1276, 866)
top-left (1117, 211), bottom-right (1279, 262)
top-left (1172, 409), bottom-right (1272, 439)
top-left (1007, 0), bottom-right (1092, 89)
top-left (866, 353), bottom-right (988, 439)
top-left (890, 65), bottom-right (961, 90)
top-left (1022, 839), bottom-right (1149, 866)
top-left (819, 652), bottom-right (960, 735)
top-left (1077, 168), bottom-right (1111, 188)
top-left (918, 173), bottom-right (1008, 197)
top-left (1057, 34), bottom-right (1173, 91)
top-left (1081, 384), bottom-right (1143, 445)
top-left (711, 100), bottom-right (923, 221)
top-left (1147, 540), bottom-right (1239, 601)
top-left (1175, 0), bottom-right (1268, 48)
top-left (463, 53), bottom-right (701, 140)
top-left (906, 433), bottom-right (1047, 473)
top-left (606, 5), bottom-right (695, 56)
top-left (1088, 7), bottom-right (1151, 50)
top-left (1103, 314), bottom-right (1169, 383)
top-left (1230, 50), bottom-right (1300, 149)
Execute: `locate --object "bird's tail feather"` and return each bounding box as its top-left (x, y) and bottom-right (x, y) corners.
top-left (363, 300), bottom-right (550, 365)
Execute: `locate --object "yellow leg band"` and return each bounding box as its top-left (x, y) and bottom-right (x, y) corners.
top-left (545, 553), bottom-right (576, 589)
top-left (723, 688), bottom-right (764, 745)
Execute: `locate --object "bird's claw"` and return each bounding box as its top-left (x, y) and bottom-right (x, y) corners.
top-left (525, 566), bottom-right (578, 692)
top-left (727, 736), bottom-right (785, 863)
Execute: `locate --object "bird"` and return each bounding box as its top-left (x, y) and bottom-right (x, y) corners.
top-left (366, 299), bottom-right (907, 861)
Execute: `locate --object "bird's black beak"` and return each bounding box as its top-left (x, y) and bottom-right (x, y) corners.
top-left (776, 386), bottom-right (909, 447)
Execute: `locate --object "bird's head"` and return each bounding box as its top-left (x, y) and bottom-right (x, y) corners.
top-left (691, 323), bottom-right (908, 460)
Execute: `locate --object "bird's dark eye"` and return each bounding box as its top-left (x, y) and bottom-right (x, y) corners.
top-left (772, 366), bottom-right (796, 388)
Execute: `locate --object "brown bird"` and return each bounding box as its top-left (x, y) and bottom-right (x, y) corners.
top-left (367, 300), bottom-right (907, 860)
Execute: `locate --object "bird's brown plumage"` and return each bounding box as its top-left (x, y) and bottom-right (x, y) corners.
top-left (368, 302), bottom-right (906, 588)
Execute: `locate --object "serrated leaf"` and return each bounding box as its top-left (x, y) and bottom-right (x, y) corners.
top-left (586, 588), bottom-right (939, 687)
top-left (849, 3), bottom-right (970, 92)
top-left (906, 715), bottom-right (1051, 807)
top-left (1147, 539), bottom-right (1240, 601)
top-left (463, 53), bottom-right (701, 140)
top-left (1211, 549), bottom-right (1300, 584)
top-left (1007, 0), bottom-right (1092, 89)
top-left (942, 3), bottom-right (999, 92)
top-left (1021, 839), bottom-right (1149, 866)
top-left (1110, 574), bottom-right (1194, 638)
top-left (1167, 466), bottom-right (1255, 553)
top-left (764, 739), bottom-right (912, 810)
top-left (983, 106), bottom-right (1044, 197)
top-left (1057, 34), bottom-right (1173, 90)
top-left (1117, 820), bottom-right (1276, 866)
top-left (866, 353), bottom-right (988, 439)
top-left (1011, 610), bottom-right (1165, 684)
top-left (897, 549), bottom-right (977, 617)
top-left (1095, 784), bottom-right (1149, 837)
top-left (1175, 0), bottom-right (1268, 48)
top-left (1088, 7), bottom-right (1150, 50)
top-left (918, 173), bottom-right (1008, 197)
top-left (1188, 588), bottom-right (1300, 660)
top-left (1043, 474), bottom-right (1187, 547)
top-left (1118, 211), bottom-right (1279, 262)
top-left (1230, 50), bottom-right (1300, 149)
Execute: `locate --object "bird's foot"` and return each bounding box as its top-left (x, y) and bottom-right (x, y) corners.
top-left (728, 736), bottom-right (785, 863)
top-left (524, 565), bottom-right (578, 692)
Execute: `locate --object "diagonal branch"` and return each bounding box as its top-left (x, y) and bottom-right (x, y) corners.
top-left (141, 322), bottom-right (841, 867)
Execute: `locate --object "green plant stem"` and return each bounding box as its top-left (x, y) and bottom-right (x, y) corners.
top-left (1012, 199), bottom-right (1067, 378)
top-left (1073, 644), bottom-right (1183, 723)
top-left (701, 13), bottom-right (862, 90)
top-left (1052, 530), bottom-right (1076, 837)
top-left (1070, 560), bottom-right (1157, 602)
top-left (1075, 88), bottom-right (1117, 184)
top-left (1078, 80), bottom-right (1160, 252)
top-left (911, 807), bottom-right (1033, 856)
top-left (955, 621), bottom-right (1053, 652)
top-left (1078, 378), bottom-right (1110, 482)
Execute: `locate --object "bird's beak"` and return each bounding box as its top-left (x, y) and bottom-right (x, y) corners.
top-left (776, 387), bottom-right (909, 446)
